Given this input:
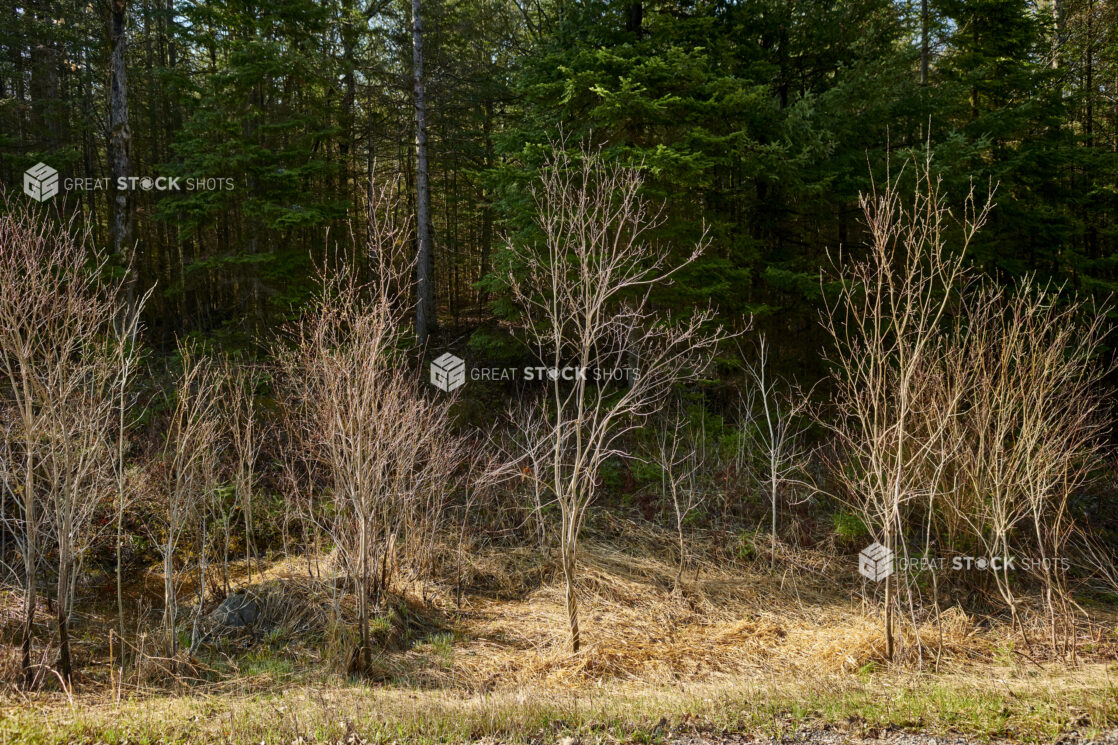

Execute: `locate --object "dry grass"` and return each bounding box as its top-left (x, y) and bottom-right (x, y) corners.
top-left (4, 664), bottom-right (1116, 744)
top-left (437, 516), bottom-right (1115, 690)
top-left (0, 516), bottom-right (1115, 743)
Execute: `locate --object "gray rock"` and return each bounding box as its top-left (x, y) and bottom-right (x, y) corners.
top-left (210, 592), bottom-right (260, 628)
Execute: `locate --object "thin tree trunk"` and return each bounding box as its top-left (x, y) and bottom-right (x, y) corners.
top-left (884, 571), bottom-right (894, 660)
top-left (675, 506), bottom-right (685, 592)
top-left (477, 99), bottom-right (494, 308)
top-left (1052, 0), bottom-right (1063, 69)
top-left (20, 424), bottom-right (37, 690)
top-left (770, 469), bottom-right (778, 570)
top-left (884, 525), bottom-right (895, 660)
top-left (358, 518), bottom-right (371, 673)
top-left (115, 334), bottom-right (133, 657)
top-left (190, 512), bottom-right (207, 655)
top-left (562, 538), bottom-right (580, 652)
top-left (163, 540), bottom-right (177, 659)
top-left (21, 548), bottom-right (36, 689)
top-left (57, 559), bottom-right (72, 686)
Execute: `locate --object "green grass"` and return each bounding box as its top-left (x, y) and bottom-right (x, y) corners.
top-left (239, 651), bottom-right (295, 678)
top-left (3, 664), bottom-right (1115, 744)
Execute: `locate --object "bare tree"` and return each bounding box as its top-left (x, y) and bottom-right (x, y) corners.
top-left (504, 145), bottom-right (735, 652)
top-left (653, 405), bottom-right (703, 593)
top-left (746, 335), bottom-right (816, 569)
top-left (281, 179), bottom-right (463, 673)
top-left (220, 356), bottom-right (264, 582)
top-left (488, 400), bottom-right (555, 550)
top-left (0, 203), bottom-right (145, 687)
top-left (113, 304), bottom-right (145, 653)
top-left (38, 323), bottom-right (139, 686)
top-left (153, 341), bottom-right (222, 660)
top-left (943, 280), bottom-right (1110, 653)
top-left (824, 158), bottom-right (1110, 660)
top-left (820, 159), bottom-right (990, 660)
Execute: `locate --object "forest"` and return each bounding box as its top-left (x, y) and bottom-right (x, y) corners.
top-left (1, 0), bottom-right (1117, 743)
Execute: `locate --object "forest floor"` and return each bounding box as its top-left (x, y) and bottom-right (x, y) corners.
top-left (2, 515), bottom-right (1117, 744)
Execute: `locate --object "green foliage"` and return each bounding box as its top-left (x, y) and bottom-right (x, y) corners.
top-left (833, 512), bottom-right (869, 541)
top-left (487, 0), bottom-right (927, 373)
top-left (466, 326), bottom-right (524, 365)
top-left (736, 531), bottom-right (759, 561)
top-left (599, 458), bottom-right (627, 493)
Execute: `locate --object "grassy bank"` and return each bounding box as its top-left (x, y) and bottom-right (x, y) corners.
top-left (4, 664), bottom-right (1116, 744)
top-left (3, 528), bottom-right (1116, 745)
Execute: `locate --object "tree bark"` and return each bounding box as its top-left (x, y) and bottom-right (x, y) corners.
top-left (358, 519), bottom-right (371, 673)
top-left (19, 391), bottom-right (38, 690)
top-left (920, 0), bottom-right (929, 84)
top-left (56, 559), bottom-right (72, 687)
top-left (884, 533), bottom-right (895, 660)
top-left (562, 540), bottom-right (580, 652)
top-left (412, 0), bottom-right (434, 344)
top-left (20, 524), bottom-right (36, 689)
top-left (163, 541), bottom-right (177, 659)
top-left (107, 0), bottom-right (134, 290)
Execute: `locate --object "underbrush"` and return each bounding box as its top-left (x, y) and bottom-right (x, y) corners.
top-left (0, 517), bottom-right (1116, 744)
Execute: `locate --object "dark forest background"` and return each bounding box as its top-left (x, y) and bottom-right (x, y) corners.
top-left (2, 0), bottom-right (1116, 371)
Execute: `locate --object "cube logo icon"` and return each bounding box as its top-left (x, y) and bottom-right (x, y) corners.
top-left (430, 352), bottom-right (465, 392)
top-left (23, 162), bottom-right (59, 202)
top-left (858, 542), bottom-right (894, 582)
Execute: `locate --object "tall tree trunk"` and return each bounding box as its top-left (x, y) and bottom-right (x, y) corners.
top-left (30, 4), bottom-right (61, 150)
top-left (626, 1), bottom-right (643, 35)
top-left (413, 0), bottom-right (434, 344)
top-left (1050, 0), bottom-right (1064, 70)
top-left (107, 0), bottom-right (134, 292)
top-left (107, 0), bottom-right (134, 655)
top-left (340, 0), bottom-right (358, 218)
top-left (920, 0), bottom-right (929, 84)
top-left (8, 2), bottom-right (24, 105)
top-left (477, 99), bottom-right (494, 308)
top-left (1085, 0), bottom-right (1094, 148)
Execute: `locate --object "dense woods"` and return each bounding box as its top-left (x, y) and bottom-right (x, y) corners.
top-left (2, 0), bottom-right (1117, 350)
top-left (1, 0), bottom-right (1117, 709)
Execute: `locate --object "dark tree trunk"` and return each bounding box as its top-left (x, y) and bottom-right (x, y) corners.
top-left (626, 1), bottom-right (643, 35)
top-left (57, 572), bottom-right (72, 687)
top-left (920, 0), bottom-right (929, 84)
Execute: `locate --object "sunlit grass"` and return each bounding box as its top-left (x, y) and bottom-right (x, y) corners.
top-left (4, 664), bottom-right (1115, 744)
